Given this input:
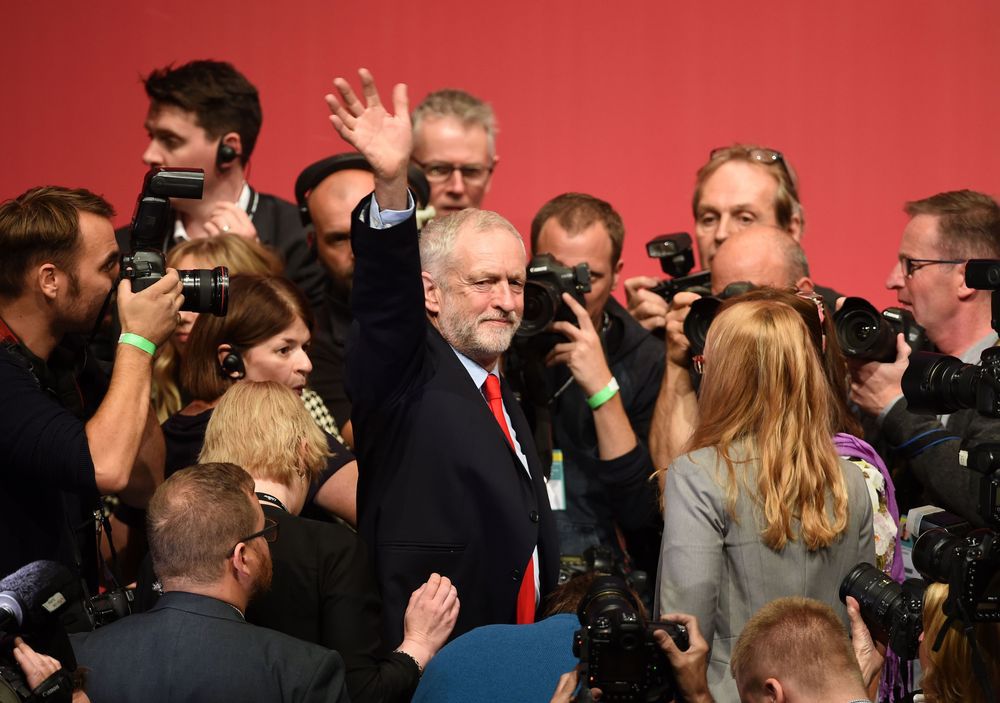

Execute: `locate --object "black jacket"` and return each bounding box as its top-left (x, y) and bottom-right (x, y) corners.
top-left (347, 197), bottom-right (560, 644)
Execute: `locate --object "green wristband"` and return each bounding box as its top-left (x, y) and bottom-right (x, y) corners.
top-left (118, 332), bottom-right (156, 356)
top-left (587, 377), bottom-right (620, 410)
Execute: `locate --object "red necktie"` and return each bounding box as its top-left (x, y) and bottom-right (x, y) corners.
top-left (482, 374), bottom-right (536, 624)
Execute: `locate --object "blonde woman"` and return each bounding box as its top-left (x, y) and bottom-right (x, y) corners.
top-left (201, 381), bottom-right (458, 703)
top-left (849, 581), bottom-right (1000, 703)
top-left (656, 298), bottom-right (875, 703)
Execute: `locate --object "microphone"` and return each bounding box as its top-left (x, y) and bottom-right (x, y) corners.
top-left (0, 561), bottom-right (79, 634)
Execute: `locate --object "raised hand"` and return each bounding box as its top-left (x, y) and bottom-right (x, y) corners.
top-left (325, 68), bottom-right (410, 209)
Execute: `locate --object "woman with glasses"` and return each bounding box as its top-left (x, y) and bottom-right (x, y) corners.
top-left (656, 296), bottom-right (875, 703)
top-left (201, 381), bottom-right (458, 703)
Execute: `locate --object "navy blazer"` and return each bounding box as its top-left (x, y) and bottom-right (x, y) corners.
top-left (70, 591), bottom-right (350, 703)
top-left (347, 197), bottom-right (559, 644)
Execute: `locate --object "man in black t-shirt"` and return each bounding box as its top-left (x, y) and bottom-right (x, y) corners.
top-left (0, 186), bottom-right (181, 584)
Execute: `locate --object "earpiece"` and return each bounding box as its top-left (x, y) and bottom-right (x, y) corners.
top-left (217, 142), bottom-right (239, 167)
top-left (220, 350), bottom-right (246, 379)
top-left (294, 153), bottom-right (431, 227)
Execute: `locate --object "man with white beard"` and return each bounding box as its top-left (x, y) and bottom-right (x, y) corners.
top-left (328, 69), bottom-right (559, 643)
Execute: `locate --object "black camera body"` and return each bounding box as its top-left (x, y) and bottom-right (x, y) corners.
top-left (517, 253), bottom-right (591, 339)
top-left (121, 167), bottom-right (229, 317)
top-left (645, 233), bottom-right (712, 303)
top-left (573, 575), bottom-right (688, 702)
top-left (913, 525), bottom-right (1000, 623)
top-left (839, 563), bottom-right (926, 660)
top-left (682, 281), bottom-right (757, 359)
top-left (834, 297), bottom-right (930, 362)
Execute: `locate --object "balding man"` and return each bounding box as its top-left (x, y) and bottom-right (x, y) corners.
top-left (625, 145), bottom-right (838, 332)
top-left (649, 227), bottom-right (815, 469)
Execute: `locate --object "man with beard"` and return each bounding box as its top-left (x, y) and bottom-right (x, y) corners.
top-left (328, 69), bottom-right (558, 643)
top-left (0, 186), bottom-right (180, 586)
top-left (70, 463), bottom-right (350, 703)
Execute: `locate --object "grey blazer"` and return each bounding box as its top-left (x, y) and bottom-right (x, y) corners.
top-left (656, 444), bottom-right (875, 703)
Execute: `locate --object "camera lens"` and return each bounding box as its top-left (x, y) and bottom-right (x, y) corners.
top-left (518, 281), bottom-right (559, 337)
top-left (683, 297), bottom-right (722, 358)
top-left (178, 266), bottom-right (229, 316)
top-left (901, 351), bottom-right (979, 415)
top-left (834, 299), bottom-right (896, 361)
top-left (839, 563), bottom-right (924, 660)
top-left (912, 528), bottom-right (964, 583)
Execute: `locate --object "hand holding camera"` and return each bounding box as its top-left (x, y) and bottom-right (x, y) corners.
top-left (848, 332), bottom-right (913, 416)
top-left (547, 293), bottom-right (615, 398)
top-left (117, 270), bottom-right (184, 349)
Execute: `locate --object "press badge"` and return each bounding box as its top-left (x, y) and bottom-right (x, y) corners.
top-left (546, 448), bottom-right (566, 510)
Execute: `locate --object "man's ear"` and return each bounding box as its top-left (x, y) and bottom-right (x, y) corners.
top-left (611, 259), bottom-right (625, 291)
top-left (484, 154), bottom-right (499, 194)
top-left (36, 263), bottom-right (60, 300)
top-left (794, 276), bottom-right (815, 294)
top-left (763, 677), bottom-right (785, 702)
top-left (787, 212), bottom-right (803, 242)
top-left (229, 542), bottom-right (253, 581)
top-left (422, 272), bottom-right (441, 316)
top-left (219, 131), bottom-right (243, 169)
top-left (956, 261), bottom-right (977, 301)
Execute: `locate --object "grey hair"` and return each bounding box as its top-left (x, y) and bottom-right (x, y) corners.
top-left (778, 231), bottom-right (811, 279)
top-left (419, 209), bottom-right (524, 283)
top-left (412, 89), bottom-right (498, 159)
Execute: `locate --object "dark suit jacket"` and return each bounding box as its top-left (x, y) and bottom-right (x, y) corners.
top-left (247, 504), bottom-right (419, 703)
top-left (70, 591), bottom-right (350, 703)
top-left (346, 196), bottom-right (559, 644)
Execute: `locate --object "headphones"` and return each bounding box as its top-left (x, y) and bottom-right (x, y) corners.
top-left (220, 349), bottom-right (246, 379)
top-left (216, 142), bottom-right (240, 168)
top-left (294, 152), bottom-right (431, 228)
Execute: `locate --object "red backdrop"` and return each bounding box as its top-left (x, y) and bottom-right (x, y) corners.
top-left (4, 0), bottom-right (1000, 309)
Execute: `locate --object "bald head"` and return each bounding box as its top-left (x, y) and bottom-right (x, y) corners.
top-left (710, 225), bottom-right (812, 295)
top-left (307, 169), bottom-right (375, 291)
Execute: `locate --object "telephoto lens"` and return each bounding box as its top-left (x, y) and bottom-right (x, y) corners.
top-left (839, 563), bottom-right (925, 660)
top-left (901, 351), bottom-right (980, 415)
top-left (178, 266), bottom-right (229, 317)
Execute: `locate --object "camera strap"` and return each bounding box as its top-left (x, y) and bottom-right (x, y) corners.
top-left (933, 607), bottom-right (997, 703)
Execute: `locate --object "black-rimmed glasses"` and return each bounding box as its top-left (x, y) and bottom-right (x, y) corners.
top-left (898, 256), bottom-right (966, 277)
top-left (413, 159), bottom-right (493, 185)
top-left (227, 518), bottom-right (279, 557)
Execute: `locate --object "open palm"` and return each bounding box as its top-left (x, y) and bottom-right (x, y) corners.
top-left (325, 68), bottom-right (411, 183)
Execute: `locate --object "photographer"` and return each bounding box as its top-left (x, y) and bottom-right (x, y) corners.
top-left (0, 187), bottom-right (181, 587)
top-left (648, 226), bottom-right (815, 469)
top-left (850, 190), bottom-right (1000, 524)
top-left (10, 637), bottom-right (90, 703)
top-left (847, 583), bottom-right (1000, 703)
top-left (524, 193), bottom-right (663, 569)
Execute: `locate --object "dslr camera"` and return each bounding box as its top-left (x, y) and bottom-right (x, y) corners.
top-left (838, 564), bottom-right (926, 660)
top-left (121, 167), bottom-right (229, 316)
top-left (516, 253), bottom-right (591, 340)
top-left (682, 281), bottom-right (757, 360)
top-left (574, 575), bottom-right (689, 702)
top-left (645, 233), bottom-right (711, 303)
top-left (834, 297), bottom-right (929, 362)
top-left (902, 260), bottom-right (1000, 416)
